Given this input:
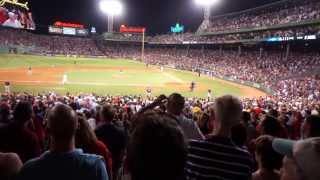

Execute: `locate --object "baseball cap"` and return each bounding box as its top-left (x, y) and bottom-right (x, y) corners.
top-left (272, 137), bottom-right (320, 180)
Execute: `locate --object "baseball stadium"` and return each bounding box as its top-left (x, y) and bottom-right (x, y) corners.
top-left (1, 0), bottom-right (320, 180)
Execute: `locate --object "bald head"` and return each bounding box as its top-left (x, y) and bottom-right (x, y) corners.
top-left (47, 104), bottom-right (78, 142)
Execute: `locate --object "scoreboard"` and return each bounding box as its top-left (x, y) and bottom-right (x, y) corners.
top-left (48, 21), bottom-right (89, 36)
top-left (49, 26), bottom-right (89, 36)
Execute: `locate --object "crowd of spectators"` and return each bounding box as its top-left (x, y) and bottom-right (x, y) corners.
top-left (102, 33), bottom-right (145, 42)
top-left (202, 0), bottom-right (320, 33)
top-left (0, 91), bottom-right (320, 180)
top-left (148, 26), bottom-right (320, 44)
top-left (0, 28), bottom-right (104, 56)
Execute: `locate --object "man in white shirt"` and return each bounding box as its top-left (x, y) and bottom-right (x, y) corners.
top-left (167, 93), bottom-right (204, 140)
top-left (2, 12), bottom-right (22, 29)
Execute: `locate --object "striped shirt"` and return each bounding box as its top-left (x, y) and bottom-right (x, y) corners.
top-left (185, 136), bottom-right (253, 180)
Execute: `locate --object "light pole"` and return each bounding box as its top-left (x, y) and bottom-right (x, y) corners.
top-left (195, 0), bottom-right (220, 33)
top-left (100, 0), bottom-right (123, 33)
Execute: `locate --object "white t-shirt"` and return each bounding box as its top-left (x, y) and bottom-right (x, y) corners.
top-left (3, 19), bottom-right (22, 29)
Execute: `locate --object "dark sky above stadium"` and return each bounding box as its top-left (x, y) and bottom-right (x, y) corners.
top-left (29, 0), bottom-right (281, 35)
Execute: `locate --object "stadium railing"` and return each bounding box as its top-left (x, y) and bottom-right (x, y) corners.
top-left (0, 46), bottom-right (8, 53)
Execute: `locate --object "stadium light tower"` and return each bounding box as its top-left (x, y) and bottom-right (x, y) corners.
top-left (195, 0), bottom-right (220, 33)
top-left (100, 0), bottom-right (123, 33)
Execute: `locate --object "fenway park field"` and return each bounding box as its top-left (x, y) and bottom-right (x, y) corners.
top-left (0, 54), bottom-right (267, 98)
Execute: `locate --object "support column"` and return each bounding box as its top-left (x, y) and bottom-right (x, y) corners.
top-left (238, 45), bottom-right (242, 57)
top-left (285, 43), bottom-right (290, 61)
top-left (259, 47), bottom-right (263, 59)
top-left (107, 15), bottom-right (114, 33)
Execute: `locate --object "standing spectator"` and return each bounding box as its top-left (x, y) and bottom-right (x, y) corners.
top-left (260, 115), bottom-right (287, 138)
top-left (17, 104), bottom-right (108, 180)
top-left (0, 103), bottom-right (10, 128)
top-left (127, 111), bottom-right (187, 180)
top-left (301, 115), bottom-right (320, 138)
top-left (76, 112), bottom-right (113, 180)
top-left (272, 137), bottom-right (320, 180)
top-left (0, 152), bottom-right (23, 180)
top-left (95, 104), bottom-right (126, 180)
top-left (185, 95), bottom-right (253, 180)
top-left (197, 112), bottom-right (211, 136)
top-left (241, 111), bottom-right (257, 144)
top-left (231, 123), bottom-right (248, 149)
top-left (252, 136), bottom-right (280, 180)
top-left (167, 93), bottom-right (204, 140)
top-left (0, 101), bottom-right (41, 163)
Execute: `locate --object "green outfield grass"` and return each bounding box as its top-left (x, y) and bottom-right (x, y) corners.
top-left (0, 54), bottom-right (251, 98)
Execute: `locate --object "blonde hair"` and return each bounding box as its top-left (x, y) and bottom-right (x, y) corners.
top-left (214, 95), bottom-right (242, 127)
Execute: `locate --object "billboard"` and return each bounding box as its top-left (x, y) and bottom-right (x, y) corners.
top-left (0, 0), bottom-right (35, 29)
top-left (62, 27), bottom-right (76, 35)
top-left (76, 28), bottom-right (89, 36)
top-left (54, 21), bottom-right (84, 29)
top-left (171, 23), bottom-right (184, 33)
top-left (49, 26), bottom-right (63, 34)
top-left (120, 25), bottom-right (145, 33)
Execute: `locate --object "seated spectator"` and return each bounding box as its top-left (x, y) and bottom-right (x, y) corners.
top-left (0, 152), bottom-right (22, 180)
top-left (75, 112), bottom-right (113, 180)
top-left (302, 115), bottom-right (320, 138)
top-left (127, 111), bottom-right (187, 180)
top-left (272, 137), bottom-right (320, 180)
top-left (95, 104), bottom-right (126, 179)
top-left (252, 136), bottom-right (280, 180)
top-left (17, 104), bottom-right (108, 180)
top-left (167, 93), bottom-right (204, 140)
top-left (0, 101), bottom-right (41, 163)
top-left (185, 95), bottom-right (253, 180)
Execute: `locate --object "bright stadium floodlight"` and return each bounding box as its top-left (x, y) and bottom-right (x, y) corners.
top-left (100, 0), bottom-right (123, 16)
top-left (195, 0), bottom-right (219, 7)
top-left (100, 0), bottom-right (123, 32)
top-left (195, 0), bottom-right (219, 33)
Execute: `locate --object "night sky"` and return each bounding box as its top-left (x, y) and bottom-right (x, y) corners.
top-left (28, 0), bottom-right (281, 35)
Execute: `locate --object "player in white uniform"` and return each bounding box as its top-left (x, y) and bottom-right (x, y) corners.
top-left (160, 66), bottom-right (164, 72)
top-left (207, 89), bottom-right (212, 100)
top-left (4, 82), bottom-right (10, 93)
top-left (62, 74), bottom-right (68, 84)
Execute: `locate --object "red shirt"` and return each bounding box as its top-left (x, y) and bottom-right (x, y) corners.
top-left (0, 11), bottom-right (8, 24)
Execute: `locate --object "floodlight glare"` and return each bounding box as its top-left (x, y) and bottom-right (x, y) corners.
top-left (100, 0), bottom-right (123, 16)
top-left (195, 0), bottom-right (219, 6)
